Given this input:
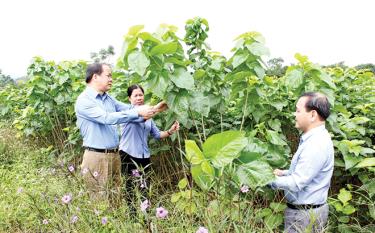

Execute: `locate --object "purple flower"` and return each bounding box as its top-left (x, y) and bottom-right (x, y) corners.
top-left (156, 207), bottom-right (168, 219)
top-left (240, 185), bottom-right (249, 193)
top-left (140, 180), bottom-right (147, 189)
top-left (68, 165), bottom-right (75, 172)
top-left (132, 169), bottom-right (141, 177)
top-left (81, 167), bottom-right (88, 175)
top-left (61, 194), bottom-right (72, 204)
top-left (196, 226), bottom-right (209, 233)
top-left (71, 215), bottom-right (78, 224)
top-left (93, 171), bottom-right (99, 178)
top-left (17, 187), bottom-right (23, 194)
top-left (42, 219), bottom-right (49, 225)
top-left (140, 199), bottom-right (150, 212)
top-left (101, 217), bottom-right (108, 225)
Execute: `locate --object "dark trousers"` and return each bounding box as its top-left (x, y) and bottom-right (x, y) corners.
top-left (119, 150), bottom-right (151, 213)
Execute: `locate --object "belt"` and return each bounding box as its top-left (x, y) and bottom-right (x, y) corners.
top-left (85, 147), bottom-right (119, 153)
top-left (287, 203), bottom-right (325, 210)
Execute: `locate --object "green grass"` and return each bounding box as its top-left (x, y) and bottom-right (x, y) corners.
top-left (1, 124), bottom-right (374, 232)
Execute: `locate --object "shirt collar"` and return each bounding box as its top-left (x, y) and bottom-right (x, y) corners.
top-left (301, 124), bottom-right (326, 143)
top-left (86, 86), bottom-right (108, 100)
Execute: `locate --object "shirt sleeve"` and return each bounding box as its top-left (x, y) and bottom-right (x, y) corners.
top-left (75, 95), bottom-right (142, 125)
top-left (270, 145), bottom-right (327, 193)
top-left (113, 97), bottom-right (131, 111)
top-left (149, 120), bottom-right (161, 139)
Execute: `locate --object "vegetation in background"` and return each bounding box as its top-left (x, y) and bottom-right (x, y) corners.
top-left (0, 17), bottom-right (374, 232)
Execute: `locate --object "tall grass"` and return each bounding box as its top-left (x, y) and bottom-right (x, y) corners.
top-left (1, 124), bottom-right (374, 232)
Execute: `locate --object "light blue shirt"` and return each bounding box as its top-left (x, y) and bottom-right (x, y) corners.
top-left (270, 125), bottom-right (334, 205)
top-left (119, 115), bottom-right (161, 158)
top-left (75, 86), bottom-right (144, 149)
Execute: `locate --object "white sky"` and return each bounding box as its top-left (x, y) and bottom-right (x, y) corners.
top-left (1, 0), bottom-right (374, 78)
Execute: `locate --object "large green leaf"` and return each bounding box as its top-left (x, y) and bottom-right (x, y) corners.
top-left (261, 145), bottom-right (288, 167)
top-left (266, 130), bottom-right (287, 146)
top-left (285, 69), bottom-right (304, 89)
top-left (170, 68), bottom-right (194, 90)
top-left (127, 51), bottom-right (150, 76)
top-left (145, 72), bottom-right (169, 98)
top-left (355, 158), bottom-right (375, 168)
top-left (191, 164), bottom-right (214, 191)
top-left (264, 213), bottom-right (283, 230)
top-left (236, 160), bottom-right (274, 189)
top-left (150, 42), bottom-right (178, 55)
top-left (203, 131), bottom-right (247, 168)
top-left (343, 154), bottom-right (362, 170)
top-left (246, 42), bottom-right (270, 57)
top-left (232, 53), bottom-right (248, 69)
top-left (236, 137), bottom-right (267, 164)
top-left (319, 71), bottom-right (336, 89)
top-left (338, 188), bottom-right (352, 205)
top-left (127, 25), bottom-right (144, 36)
top-left (184, 140), bottom-right (204, 165)
top-left (189, 91), bottom-right (210, 117)
top-left (138, 32), bottom-right (161, 44)
top-left (342, 204), bottom-right (356, 215)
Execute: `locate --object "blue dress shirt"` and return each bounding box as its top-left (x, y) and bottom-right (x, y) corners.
top-left (75, 86), bottom-right (144, 149)
top-left (119, 115), bottom-right (161, 158)
top-left (270, 125), bottom-right (334, 205)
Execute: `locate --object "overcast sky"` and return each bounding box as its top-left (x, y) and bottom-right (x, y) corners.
top-left (1, 0), bottom-right (374, 78)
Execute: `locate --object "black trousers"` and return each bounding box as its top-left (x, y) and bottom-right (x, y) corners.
top-left (119, 150), bottom-right (151, 213)
top-left (119, 150), bottom-right (151, 176)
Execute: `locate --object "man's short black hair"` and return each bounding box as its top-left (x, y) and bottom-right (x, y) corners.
top-left (300, 92), bottom-right (331, 120)
top-left (85, 63), bottom-right (108, 83)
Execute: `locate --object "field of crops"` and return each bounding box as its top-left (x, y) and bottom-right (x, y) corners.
top-left (0, 18), bottom-right (374, 232)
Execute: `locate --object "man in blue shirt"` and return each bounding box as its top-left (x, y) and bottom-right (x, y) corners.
top-left (75, 63), bottom-right (162, 202)
top-left (270, 92), bottom-right (334, 233)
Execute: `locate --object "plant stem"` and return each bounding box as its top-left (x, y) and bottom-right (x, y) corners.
top-left (240, 88), bottom-right (249, 132)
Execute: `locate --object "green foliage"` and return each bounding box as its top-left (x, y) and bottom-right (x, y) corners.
top-left (0, 69), bottom-right (15, 88)
top-left (0, 17), bottom-right (374, 230)
top-left (184, 131), bottom-right (274, 192)
top-left (5, 57), bottom-right (86, 152)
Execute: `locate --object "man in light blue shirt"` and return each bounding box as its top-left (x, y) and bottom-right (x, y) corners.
top-left (75, 63), bottom-right (160, 202)
top-left (270, 92), bottom-right (334, 233)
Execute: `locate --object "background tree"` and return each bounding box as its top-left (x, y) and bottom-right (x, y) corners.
top-left (355, 63), bottom-right (375, 74)
top-left (265, 57), bottom-right (287, 77)
top-left (0, 69), bottom-right (15, 88)
top-left (90, 45), bottom-right (115, 63)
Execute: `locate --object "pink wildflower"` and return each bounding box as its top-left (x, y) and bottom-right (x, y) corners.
top-left (132, 169), bottom-right (141, 177)
top-left (71, 215), bottom-right (78, 223)
top-left (68, 165), bottom-right (75, 172)
top-left (196, 226), bottom-right (209, 233)
top-left (17, 187), bottom-right (23, 194)
top-left (140, 180), bottom-right (147, 189)
top-left (93, 171), bottom-right (99, 178)
top-left (156, 207), bottom-right (168, 219)
top-left (101, 217), bottom-right (108, 225)
top-left (240, 185), bottom-right (249, 193)
top-left (61, 194), bottom-right (72, 204)
top-left (81, 167), bottom-right (89, 175)
top-left (140, 199), bottom-right (150, 212)
top-left (42, 219), bottom-right (49, 225)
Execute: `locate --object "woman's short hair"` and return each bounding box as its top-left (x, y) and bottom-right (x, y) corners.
top-left (127, 84), bottom-right (144, 97)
